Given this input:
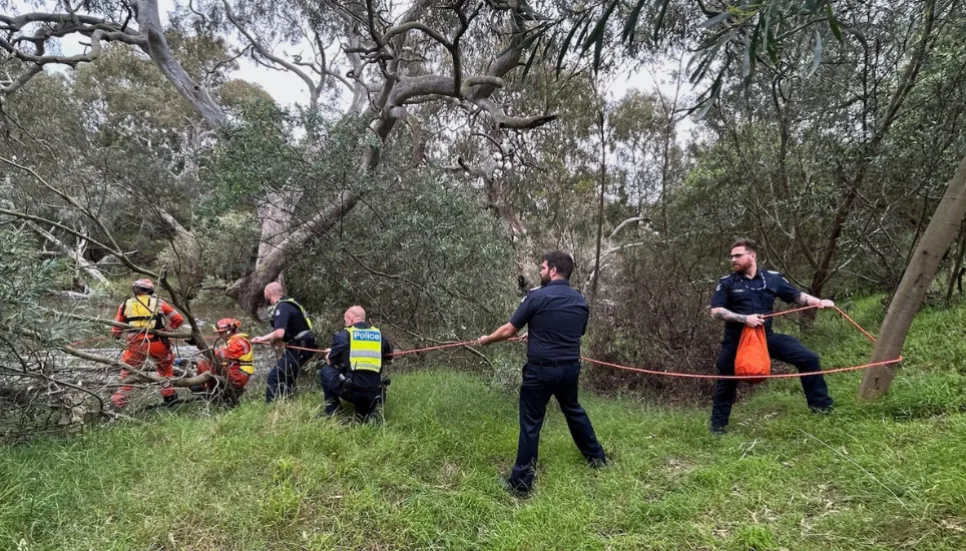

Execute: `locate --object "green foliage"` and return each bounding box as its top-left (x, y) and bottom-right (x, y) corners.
top-left (543, 1), bottom-right (855, 115)
top-left (196, 211), bottom-right (261, 283)
top-left (201, 101), bottom-right (304, 214)
top-left (0, 231), bottom-right (66, 343)
top-left (0, 230), bottom-right (86, 440)
top-left (200, 101), bottom-right (518, 340)
top-left (291, 164), bottom-right (517, 341)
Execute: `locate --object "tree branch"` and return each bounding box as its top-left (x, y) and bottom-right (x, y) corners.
top-left (24, 221), bottom-right (108, 284)
top-left (61, 345), bottom-right (218, 387)
top-left (221, 0), bottom-right (321, 109)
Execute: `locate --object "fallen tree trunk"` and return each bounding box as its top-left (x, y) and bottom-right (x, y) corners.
top-left (62, 345), bottom-right (221, 387)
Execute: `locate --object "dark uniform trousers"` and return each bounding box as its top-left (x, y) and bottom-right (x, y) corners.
top-left (510, 361), bottom-right (606, 492)
top-left (319, 365), bottom-right (384, 420)
top-left (266, 344), bottom-right (315, 403)
top-left (711, 329), bottom-right (833, 429)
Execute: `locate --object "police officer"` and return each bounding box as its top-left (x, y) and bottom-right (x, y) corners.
top-left (251, 282), bottom-right (316, 403)
top-left (479, 251), bottom-right (606, 495)
top-left (709, 238), bottom-right (835, 434)
top-left (319, 305), bottom-right (393, 421)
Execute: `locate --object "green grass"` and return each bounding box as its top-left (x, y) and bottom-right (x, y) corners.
top-left (2, 298), bottom-right (966, 550)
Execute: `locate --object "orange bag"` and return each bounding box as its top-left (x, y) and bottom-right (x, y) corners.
top-left (735, 326), bottom-right (770, 383)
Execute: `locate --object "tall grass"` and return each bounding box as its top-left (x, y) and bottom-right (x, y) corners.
top-left (2, 297), bottom-right (966, 550)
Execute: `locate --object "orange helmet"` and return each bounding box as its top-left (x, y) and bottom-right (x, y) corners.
top-left (132, 278), bottom-right (155, 294)
top-left (215, 318), bottom-right (241, 333)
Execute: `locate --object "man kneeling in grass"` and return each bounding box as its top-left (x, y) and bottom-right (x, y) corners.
top-left (318, 306), bottom-right (393, 422)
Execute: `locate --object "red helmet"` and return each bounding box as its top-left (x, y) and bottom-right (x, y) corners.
top-left (215, 318), bottom-right (241, 333)
top-left (132, 278), bottom-right (155, 293)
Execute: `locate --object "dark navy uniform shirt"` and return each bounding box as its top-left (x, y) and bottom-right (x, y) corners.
top-left (272, 297), bottom-right (312, 343)
top-left (710, 270), bottom-right (801, 339)
top-left (510, 279), bottom-right (589, 363)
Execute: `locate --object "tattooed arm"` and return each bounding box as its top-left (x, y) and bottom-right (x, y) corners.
top-left (795, 293), bottom-right (835, 308)
top-left (710, 307), bottom-right (764, 327)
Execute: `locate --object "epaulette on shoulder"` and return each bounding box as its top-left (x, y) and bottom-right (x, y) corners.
top-left (766, 270), bottom-right (780, 274)
top-left (719, 274), bottom-right (731, 280)
top-left (520, 285), bottom-right (542, 302)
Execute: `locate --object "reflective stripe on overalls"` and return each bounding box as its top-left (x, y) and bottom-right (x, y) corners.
top-left (348, 326), bottom-right (382, 373)
top-left (230, 333), bottom-right (256, 375)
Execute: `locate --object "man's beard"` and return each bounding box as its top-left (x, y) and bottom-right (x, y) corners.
top-left (540, 273), bottom-right (551, 286)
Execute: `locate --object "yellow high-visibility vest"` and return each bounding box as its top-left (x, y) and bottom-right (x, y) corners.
top-left (348, 325), bottom-right (382, 372)
top-left (271, 298), bottom-right (314, 331)
top-left (229, 333), bottom-right (255, 375)
top-left (122, 295), bottom-right (162, 330)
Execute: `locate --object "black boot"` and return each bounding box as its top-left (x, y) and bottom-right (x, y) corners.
top-left (163, 394), bottom-right (184, 407)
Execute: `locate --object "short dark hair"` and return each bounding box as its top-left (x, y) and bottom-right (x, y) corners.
top-left (543, 251), bottom-right (575, 279)
top-left (731, 238), bottom-right (758, 253)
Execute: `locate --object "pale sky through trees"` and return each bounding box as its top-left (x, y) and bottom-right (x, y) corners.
top-left (33, 0), bottom-right (688, 118)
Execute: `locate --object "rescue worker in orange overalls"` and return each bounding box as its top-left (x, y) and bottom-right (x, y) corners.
top-left (191, 318), bottom-right (255, 406)
top-left (110, 278), bottom-right (184, 409)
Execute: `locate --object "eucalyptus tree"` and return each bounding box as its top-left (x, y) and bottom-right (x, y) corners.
top-left (1, 0), bottom-right (560, 316)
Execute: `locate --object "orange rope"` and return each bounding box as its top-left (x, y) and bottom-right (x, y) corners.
top-left (587, 305), bottom-right (900, 380)
top-left (761, 304), bottom-right (820, 319)
top-left (763, 305), bottom-right (878, 343)
top-left (73, 307), bottom-right (899, 381)
top-left (276, 337), bottom-right (520, 356)
top-left (582, 355), bottom-right (903, 380)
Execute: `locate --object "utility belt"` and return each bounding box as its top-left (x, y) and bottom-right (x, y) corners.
top-left (285, 330), bottom-right (315, 352)
top-left (337, 371), bottom-right (388, 393)
top-left (527, 358), bottom-right (581, 368)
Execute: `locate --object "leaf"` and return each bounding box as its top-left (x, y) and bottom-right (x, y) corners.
top-left (576, 14), bottom-right (594, 52)
top-left (761, 0), bottom-right (778, 59)
top-left (766, 36), bottom-right (779, 65)
top-left (699, 10), bottom-right (730, 29)
top-left (652, 0), bottom-right (671, 42)
top-left (541, 30), bottom-right (556, 60)
top-left (806, 29), bottom-right (822, 77)
top-left (555, 14), bottom-right (587, 75)
top-left (689, 30), bottom-right (730, 84)
top-left (621, 0), bottom-right (649, 43)
top-left (691, 77), bottom-right (722, 121)
top-left (581, 0), bottom-right (619, 52)
top-left (826, 3), bottom-right (843, 42)
top-left (842, 23), bottom-right (868, 48)
top-left (743, 16), bottom-right (761, 80)
top-left (520, 36), bottom-right (541, 81)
